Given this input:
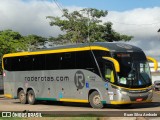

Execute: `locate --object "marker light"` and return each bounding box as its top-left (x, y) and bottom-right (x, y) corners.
top-left (3, 72), bottom-right (6, 77)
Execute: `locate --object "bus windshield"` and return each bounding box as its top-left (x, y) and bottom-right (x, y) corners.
top-left (113, 52), bottom-right (152, 88)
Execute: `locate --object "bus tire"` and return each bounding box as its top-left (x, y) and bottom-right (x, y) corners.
top-left (27, 90), bottom-right (36, 105)
top-left (89, 91), bottom-right (103, 109)
top-left (18, 90), bottom-right (27, 104)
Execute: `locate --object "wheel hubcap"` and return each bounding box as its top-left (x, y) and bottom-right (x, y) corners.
top-left (20, 93), bottom-right (25, 102)
top-left (93, 95), bottom-right (101, 105)
top-left (29, 94), bottom-right (33, 102)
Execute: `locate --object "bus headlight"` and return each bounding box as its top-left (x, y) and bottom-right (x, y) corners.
top-left (121, 91), bottom-right (127, 95)
top-left (116, 89), bottom-right (127, 95)
top-left (149, 89), bottom-right (153, 93)
top-left (117, 89), bottom-right (120, 93)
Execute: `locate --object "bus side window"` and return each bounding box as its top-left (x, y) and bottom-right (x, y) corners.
top-left (75, 51), bottom-right (98, 74)
top-left (59, 52), bottom-right (75, 69)
top-left (32, 55), bottom-right (45, 70)
top-left (22, 56), bottom-right (32, 71)
top-left (4, 58), bottom-right (11, 71)
top-left (46, 53), bottom-right (60, 70)
top-left (105, 63), bottom-right (115, 83)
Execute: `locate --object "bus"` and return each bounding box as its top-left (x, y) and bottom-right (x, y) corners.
top-left (2, 42), bottom-right (158, 108)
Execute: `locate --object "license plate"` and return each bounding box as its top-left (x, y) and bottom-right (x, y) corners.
top-left (136, 98), bottom-right (143, 102)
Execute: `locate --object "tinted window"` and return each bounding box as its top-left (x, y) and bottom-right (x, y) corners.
top-left (59, 52), bottom-right (75, 69)
top-left (10, 57), bottom-right (24, 71)
top-left (45, 53), bottom-right (60, 70)
top-left (3, 50), bottom-right (107, 73)
top-left (10, 56), bottom-right (32, 71)
top-left (32, 55), bottom-right (45, 70)
top-left (22, 56), bottom-right (33, 70)
top-left (3, 58), bottom-right (11, 71)
top-left (4, 55), bottom-right (45, 71)
top-left (93, 50), bottom-right (111, 58)
top-left (76, 51), bottom-right (99, 75)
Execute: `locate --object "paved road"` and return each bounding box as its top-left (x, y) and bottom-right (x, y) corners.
top-left (0, 92), bottom-right (160, 112)
top-left (0, 92), bottom-right (160, 120)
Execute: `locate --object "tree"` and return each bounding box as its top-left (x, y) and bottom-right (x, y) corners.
top-left (0, 30), bottom-right (28, 73)
top-left (0, 30), bottom-right (49, 73)
top-left (0, 30), bottom-right (27, 54)
top-left (47, 8), bottom-right (133, 43)
top-left (24, 34), bottom-right (47, 50)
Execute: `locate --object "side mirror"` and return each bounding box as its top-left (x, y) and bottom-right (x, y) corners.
top-left (102, 57), bottom-right (120, 72)
top-left (147, 56), bottom-right (158, 71)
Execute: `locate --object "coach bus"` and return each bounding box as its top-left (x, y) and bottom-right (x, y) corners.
top-left (2, 42), bottom-right (158, 108)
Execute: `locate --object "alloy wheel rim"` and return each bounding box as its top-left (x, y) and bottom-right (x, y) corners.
top-left (93, 95), bottom-right (101, 105)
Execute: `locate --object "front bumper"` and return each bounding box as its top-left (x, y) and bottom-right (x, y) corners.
top-left (110, 87), bottom-right (153, 105)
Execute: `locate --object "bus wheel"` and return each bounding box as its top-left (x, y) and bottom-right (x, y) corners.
top-left (27, 90), bottom-right (36, 105)
top-left (89, 91), bottom-right (103, 109)
top-left (18, 90), bottom-right (27, 104)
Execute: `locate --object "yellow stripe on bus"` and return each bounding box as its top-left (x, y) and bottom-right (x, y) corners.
top-left (110, 99), bottom-right (152, 104)
top-left (2, 58), bottom-right (4, 69)
top-left (103, 57), bottom-right (120, 72)
top-left (110, 83), bottom-right (152, 91)
top-left (3, 46), bottom-right (109, 58)
top-left (4, 94), bottom-right (13, 98)
top-left (60, 98), bottom-right (89, 103)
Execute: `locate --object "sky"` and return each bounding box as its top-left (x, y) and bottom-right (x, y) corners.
top-left (58, 0), bottom-right (160, 11)
top-left (0, 0), bottom-right (160, 61)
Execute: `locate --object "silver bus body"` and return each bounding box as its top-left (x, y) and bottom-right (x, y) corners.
top-left (2, 42), bottom-right (156, 108)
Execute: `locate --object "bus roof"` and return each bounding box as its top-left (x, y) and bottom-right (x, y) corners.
top-left (3, 42), bottom-right (143, 58)
top-left (38, 42), bottom-right (142, 52)
top-left (91, 42), bottom-right (142, 52)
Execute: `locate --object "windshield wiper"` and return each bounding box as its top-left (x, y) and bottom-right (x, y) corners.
top-left (139, 73), bottom-right (148, 85)
top-left (127, 63), bottom-right (136, 81)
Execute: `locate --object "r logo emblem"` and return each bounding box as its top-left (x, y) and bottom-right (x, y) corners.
top-left (74, 71), bottom-right (85, 89)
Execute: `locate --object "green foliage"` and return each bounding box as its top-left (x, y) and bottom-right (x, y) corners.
top-left (0, 30), bottom-right (27, 55)
top-left (24, 34), bottom-right (47, 50)
top-left (47, 8), bottom-right (133, 43)
top-left (0, 30), bottom-right (48, 73)
top-left (0, 30), bottom-right (27, 73)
